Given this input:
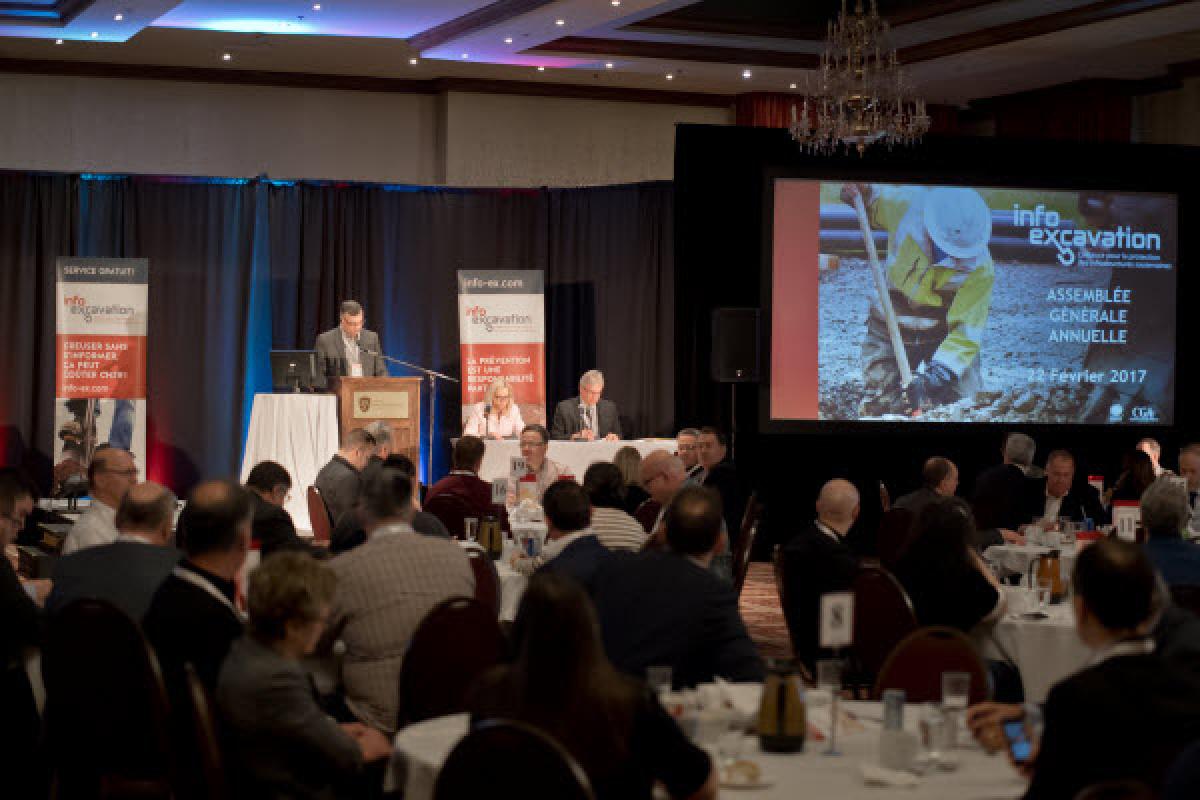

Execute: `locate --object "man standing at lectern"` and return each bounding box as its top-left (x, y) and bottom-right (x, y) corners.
top-left (314, 300), bottom-right (388, 378)
top-left (551, 370), bottom-right (622, 441)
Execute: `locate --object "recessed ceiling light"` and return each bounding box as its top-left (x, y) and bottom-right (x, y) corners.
top-left (742, 69), bottom-right (752, 79)
top-left (312, 3), bottom-right (322, 11)
top-left (55, 38), bottom-right (64, 45)
top-left (537, 66), bottom-right (545, 71)
top-left (605, 62), bottom-right (613, 69)
top-left (504, 37), bottom-right (513, 44)
top-left (555, 19), bottom-right (565, 26)
top-left (790, 83), bottom-right (798, 89)
top-left (611, 0), bottom-right (621, 5)
top-left (114, 13), bottom-right (123, 21)
top-left (666, 73), bottom-right (674, 81)
top-left (90, 31), bottom-right (99, 38)
top-left (222, 53), bottom-right (232, 62)
top-left (409, 58), bottom-right (419, 65)
top-left (461, 53), bottom-right (469, 59)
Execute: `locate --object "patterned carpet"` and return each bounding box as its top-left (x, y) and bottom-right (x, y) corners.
top-left (739, 562), bottom-right (794, 662)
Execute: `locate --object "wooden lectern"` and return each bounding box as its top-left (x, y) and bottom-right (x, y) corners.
top-left (328, 377), bottom-right (422, 466)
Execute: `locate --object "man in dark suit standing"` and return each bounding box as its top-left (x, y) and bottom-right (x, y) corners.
top-left (550, 369), bottom-right (622, 441)
top-left (698, 426), bottom-right (748, 546)
top-left (1022, 449), bottom-right (1106, 527)
top-left (314, 300), bottom-right (388, 378)
top-left (590, 486), bottom-right (763, 688)
top-left (1018, 539), bottom-right (1200, 798)
top-left (780, 479), bottom-right (861, 671)
top-left (143, 480), bottom-right (249, 692)
top-left (971, 432), bottom-right (1038, 549)
top-left (244, 461), bottom-right (312, 558)
top-left (47, 481), bottom-right (181, 622)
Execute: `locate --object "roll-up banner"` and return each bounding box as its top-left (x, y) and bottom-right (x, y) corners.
top-left (457, 270), bottom-right (546, 430)
top-left (54, 257), bottom-right (149, 484)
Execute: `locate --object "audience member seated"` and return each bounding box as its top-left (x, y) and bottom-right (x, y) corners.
top-left (467, 571), bottom-right (717, 800)
top-left (62, 445), bottom-right (138, 554)
top-left (1108, 449), bottom-right (1157, 505)
top-left (143, 479), bottom-right (250, 692)
top-left (218, 551), bottom-right (391, 799)
top-left (462, 377), bottom-right (524, 439)
top-left (639, 451), bottom-right (731, 583)
top-left (47, 481), bottom-right (181, 621)
top-left (1138, 437), bottom-right (1168, 478)
top-left (514, 482), bottom-right (612, 591)
top-left (613, 445), bottom-right (650, 516)
top-left (326, 467), bottom-right (474, 733)
top-left (971, 432), bottom-right (1036, 549)
top-left (1179, 444), bottom-right (1200, 536)
top-left (329, 453), bottom-right (449, 553)
top-left (698, 426), bottom-right (748, 544)
top-left (1022, 449), bottom-right (1106, 527)
top-left (780, 479), bottom-right (861, 671)
top-left (2, 472), bottom-right (41, 658)
top-left (245, 460), bottom-right (312, 558)
top-left (1141, 477), bottom-right (1200, 587)
top-left (675, 428), bottom-right (703, 482)
top-left (313, 428), bottom-right (375, 526)
top-left (590, 487), bottom-right (764, 687)
top-left (583, 462), bottom-right (647, 552)
top-left (509, 424), bottom-right (563, 502)
top-left (425, 435), bottom-right (504, 528)
top-left (895, 498), bottom-right (1005, 633)
top-left (1021, 540), bottom-right (1200, 799)
top-left (894, 457), bottom-right (958, 519)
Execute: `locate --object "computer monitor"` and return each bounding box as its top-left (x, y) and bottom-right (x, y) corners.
top-left (269, 350), bottom-right (326, 392)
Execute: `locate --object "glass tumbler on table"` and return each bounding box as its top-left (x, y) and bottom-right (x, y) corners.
top-left (816, 659), bottom-right (843, 756)
top-left (941, 671), bottom-right (970, 750)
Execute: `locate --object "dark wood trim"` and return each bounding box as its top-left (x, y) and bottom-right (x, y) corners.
top-left (626, 0), bottom-right (1004, 40)
top-left (0, 0), bottom-right (95, 27)
top-left (0, 57), bottom-right (735, 107)
top-left (527, 36), bottom-right (819, 69)
top-left (899, 0), bottom-right (1189, 64)
top-left (407, 0), bottom-right (555, 53)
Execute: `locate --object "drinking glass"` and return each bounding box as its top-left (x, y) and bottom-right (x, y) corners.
top-left (1036, 573), bottom-right (1054, 611)
top-left (941, 671), bottom-right (969, 749)
top-left (918, 704), bottom-right (948, 768)
top-left (816, 659), bottom-right (842, 756)
top-left (464, 517), bottom-right (479, 542)
top-left (647, 665), bottom-right (673, 696)
top-left (717, 716), bottom-right (746, 769)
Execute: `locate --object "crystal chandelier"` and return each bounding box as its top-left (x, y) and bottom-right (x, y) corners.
top-left (790, 0), bottom-right (930, 155)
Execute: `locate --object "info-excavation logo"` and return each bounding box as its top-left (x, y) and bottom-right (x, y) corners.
top-left (1012, 203), bottom-right (1163, 267)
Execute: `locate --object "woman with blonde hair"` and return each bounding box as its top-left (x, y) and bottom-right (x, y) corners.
top-left (613, 445), bottom-right (650, 516)
top-left (463, 378), bottom-right (524, 439)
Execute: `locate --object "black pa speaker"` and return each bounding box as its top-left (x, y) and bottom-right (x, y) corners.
top-left (711, 308), bottom-right (761, 383)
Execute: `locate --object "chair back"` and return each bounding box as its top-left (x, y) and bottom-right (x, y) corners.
top-left (873, 626), bottom-right (990, 705)
top-left (424, 492), bottom-right (475, 540)
top-left (1170, 584), bottom-right (1200, 619)
top-left (434, 719), bottom-right (594, 800)
top-left (876, 508), bottom-right (915, 572)
top-left (306, 486), bottom-right (332, 543)
top-left (466, 546), bottom-right (502, 618)
top-left (43, 598), bottom-right (174, 796)
top-left (180, 663), bottom-right (227, 800)
top-left (733, 523), bottom-right (759, 597)
top-left (1074, 780), bottom-right (1154, 800)
top-left (852, 565), bottom-right (919, 682)
top-left (633, 499), bottom-right (661, 533)
top-left (772, 543), bottom-right (787, 609)
top-left (398, 597), bottom-right (505, 727)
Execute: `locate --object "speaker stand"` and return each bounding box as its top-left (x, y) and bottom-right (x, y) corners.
top-left (729, 382), bottom-right (737, 461)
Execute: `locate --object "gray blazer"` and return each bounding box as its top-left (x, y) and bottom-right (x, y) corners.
top-left (47, 540), bottom-right (181, 622)
top-left (217, 636), bottom-right (362, 800)
top-left (550, 396), bottom-right (622, 440)
top-left (313, 327), bottom-right (388, 378)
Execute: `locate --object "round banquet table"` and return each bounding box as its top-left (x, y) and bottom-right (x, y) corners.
top-left (975, 588), bottom-right (1091, 704)
top-left (385, 701), bottom-right (1026, 800)
top-left (982, 544), bottom-right (1076, 582)
top-left (478, 438), bottom-right (674, 482)
top-left (458, 540), bottom-right (527, 622)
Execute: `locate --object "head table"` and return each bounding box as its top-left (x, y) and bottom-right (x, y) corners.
top-left (478, 438), bottom-right (674, 483)
top-left (385, 699), bottom-right (1026, 800)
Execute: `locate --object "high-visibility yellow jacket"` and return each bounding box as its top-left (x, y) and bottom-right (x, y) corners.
top-left (867, 186), bottom-right (994, 376)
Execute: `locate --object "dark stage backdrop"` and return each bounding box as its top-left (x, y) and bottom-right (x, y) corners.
top-left (0, 173), bottom-right (674, 493)
top-left (674, 125), bottom-right (1199, 557)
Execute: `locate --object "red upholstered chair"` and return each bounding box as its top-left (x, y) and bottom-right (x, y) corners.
top-left (398, 597), bottom-right (506, 727)
top-left (43, 598), bottom-right (174, 798)
top-left (873, 626), bottom-right (990, 705)
top-left (434, 719), bottom-right (594, 800)
top-left (876, 508), bottom-right (915, 572)
top-left (633, 499), bottom-right (661, 533)
top-left (466, 546), bottom-right (502, 619)
top-left (850, 565), bottom-right (919, 686)
top-left (306, 486), bottom-right (332, 544)
top-left (1074, 781), bottom-right (1154, 800)
top-left (424, 491), bottom-right (475, 540)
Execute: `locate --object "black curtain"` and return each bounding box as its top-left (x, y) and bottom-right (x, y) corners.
top-left (0, 173), bottom-right (675, 493)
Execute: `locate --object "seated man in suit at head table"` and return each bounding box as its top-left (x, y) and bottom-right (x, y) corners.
top-left (550, 369), bottom-right (622, 441)
top-left (314, 299), bottom-right (388, 378)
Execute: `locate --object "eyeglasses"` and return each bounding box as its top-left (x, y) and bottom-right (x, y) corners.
top-left (104, 468), bottom-right (139, 478)
top-left (520, 439), bottom-right (547, 449)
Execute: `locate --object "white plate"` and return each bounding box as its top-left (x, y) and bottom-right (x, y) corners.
top-left (720, 774), bottom-right (774, 790)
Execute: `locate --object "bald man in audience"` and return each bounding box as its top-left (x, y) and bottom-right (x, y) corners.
top-left (894, 457), bottom-right (959, 520)
top-left (640, 450), bottom-right (732, 582)
top-left (1138, 437), bottom-right (1167, 478)
top-left (780, 479), bottom-right (861, 671)
top-left (62, 446), bottom-right (138, 554)
top-left (48, 482), bottom-right (181, 621)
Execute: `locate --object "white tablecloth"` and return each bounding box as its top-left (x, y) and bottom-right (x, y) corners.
top-left (479, 438), bottom-right (675, 482)
top-left (240, 393), bottom-right (340, 534)
top-left (983, 544), bottom-right (1077, 581)
top-left (386, 702), bottom-right (1025, 800)
top-left (977, 589), bottom-right (1091, 704)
